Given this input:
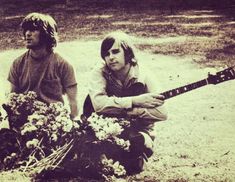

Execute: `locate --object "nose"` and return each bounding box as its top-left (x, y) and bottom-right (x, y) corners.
top-left (109, 52), bottom-right (115, 60)
top-left (25, 30), bottom-right (32, 37)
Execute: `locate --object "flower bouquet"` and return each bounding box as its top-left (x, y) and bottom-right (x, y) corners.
top-left (0, 91), bottom-right (133, 180)
top-left (0, 92), bottom-right (80, 176)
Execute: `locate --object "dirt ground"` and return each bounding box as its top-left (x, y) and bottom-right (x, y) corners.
top-left (0, 2), bottom-right (235, 182)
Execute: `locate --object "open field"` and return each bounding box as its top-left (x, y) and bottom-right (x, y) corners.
top-left (0, 2), bottom-right (235, 181)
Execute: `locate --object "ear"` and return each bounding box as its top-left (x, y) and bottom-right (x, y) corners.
top-left (125, 47), bottom-right (135, 64)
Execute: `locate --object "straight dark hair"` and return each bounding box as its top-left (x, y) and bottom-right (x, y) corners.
top-left (100, 32), bottom-right (137, 66)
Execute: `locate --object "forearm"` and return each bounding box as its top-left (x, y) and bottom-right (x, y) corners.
top-left (91, 94), bottom-right (132, 115)
top-left (69, 100), bottom-right (78, 119)
top-left (127, 106), bottom-right (167, 121)
top-left (66, 85), bottom-right (79, 119)
top-left (91, 93), bottom-right (167, 120)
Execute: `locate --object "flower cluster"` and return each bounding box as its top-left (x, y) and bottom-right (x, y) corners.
top-left (87, 113), bottom-right (130, 151)
top-left (1, 92), bottom-right (80, 169)
top-left (21, 101), bottom-right (79, 151)
top-left (101, 154), bottom-right (126, 177)
top-left (4, 92), bottom-right (37, 115)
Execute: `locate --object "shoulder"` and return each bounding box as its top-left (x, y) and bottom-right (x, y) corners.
top-left (11, 51), bottom-right (29, 67)
top-left (50, 52), bottom-right (69, 64)
top-left (49, 52), bottom-right (74, 69)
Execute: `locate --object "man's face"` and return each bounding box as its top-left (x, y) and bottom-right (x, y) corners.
top-left (104, 41), bottom-right (127, 72)
top-left (24, 29), bottom-right (41, 49)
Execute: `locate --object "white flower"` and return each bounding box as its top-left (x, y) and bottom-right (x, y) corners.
top-left (73, 122), bottom-right (80, 129)
top-left (26, 138), bottom-right (39, 149)
top-left (51, 124), bottom-right (58, 131)
top-left (114, 137), bottom-right (130, 151)
top-left (28, 114), bottom-right (47, 125)
top-left (96, 131), bottom-right (107, 140)
top-left (51, 133), bottom-right (58, 142)
top-left (113, 161), bottom-right (120, 168)
top-left (114, 163), bottom-right (126, 176)
top-left (35, 120), bottom-right (44, 126)
top-left (55, 122), bottom-right (62, 128)
top-left (62, 119), bottom-right (73, 132)
top-left (21, 124), bottom-right (38, 135)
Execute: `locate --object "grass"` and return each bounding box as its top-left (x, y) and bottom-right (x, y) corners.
top-left (0, 3), bottom-right (235, 67)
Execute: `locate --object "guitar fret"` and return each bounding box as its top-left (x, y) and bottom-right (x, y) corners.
top-left (161, 79), bottom-right (208, 99)
top-left (169, 91), bottom-right (173, 96)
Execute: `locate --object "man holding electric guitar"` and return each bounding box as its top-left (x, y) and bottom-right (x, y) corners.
top-left (85, 32), bottom-right (168, 174)
top-left (85, 31), bottom-right (235, 175)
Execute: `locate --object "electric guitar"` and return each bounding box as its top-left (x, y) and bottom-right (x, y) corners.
top-left (83, 66), bottom-right (235, 117)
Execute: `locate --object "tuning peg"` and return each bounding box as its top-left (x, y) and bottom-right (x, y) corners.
top-left (205, 68), bottom-right (217, 75)
top-left (208, 72), bottom-right (214, 77)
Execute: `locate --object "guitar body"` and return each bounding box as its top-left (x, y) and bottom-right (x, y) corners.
top-left (122, 82), bottom-right (146, 97)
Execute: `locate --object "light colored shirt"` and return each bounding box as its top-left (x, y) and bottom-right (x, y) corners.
top-left (8, 51), bottom-right (77, 103)
top-left (89, 63), bottom-right (167, 122)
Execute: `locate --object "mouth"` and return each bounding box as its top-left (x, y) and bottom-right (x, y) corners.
top-left (109, 62), bottom-right (118, 66)
top-left (26, 39), bottom-right (32, 42)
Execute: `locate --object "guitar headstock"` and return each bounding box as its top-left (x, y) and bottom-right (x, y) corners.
top-left (207, 66), bottom-right (235, 85)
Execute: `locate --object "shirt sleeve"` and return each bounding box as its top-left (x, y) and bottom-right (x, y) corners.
top-left (127, 106), bottom-right (167, 121)
top-left (89, 66), bottom-right (133, 115)
top-left (126, 67), bottom-right (168, 121)
top-left (60, 60), bottom-right (77, 91)
top-left (8, 58), bottom-right (20, 88)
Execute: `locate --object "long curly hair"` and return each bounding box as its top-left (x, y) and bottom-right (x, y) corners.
top-left (21, 12), bottom-right (58, 51)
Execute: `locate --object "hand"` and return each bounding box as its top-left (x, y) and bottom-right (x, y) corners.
top-left (132, 93), bottom-right (165, 108)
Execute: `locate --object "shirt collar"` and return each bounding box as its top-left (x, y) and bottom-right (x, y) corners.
top-left (102, 64), bottom-right (142, 86)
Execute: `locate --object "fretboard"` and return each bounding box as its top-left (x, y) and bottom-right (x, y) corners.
top-left (161, 79), bottom-right (209, 100)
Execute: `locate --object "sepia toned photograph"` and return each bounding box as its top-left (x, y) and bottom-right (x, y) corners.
top-left (0, 0), bottom-right (235, 181)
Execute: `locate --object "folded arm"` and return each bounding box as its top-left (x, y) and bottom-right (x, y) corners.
top-left (89, 67), bottom-right (167, 121)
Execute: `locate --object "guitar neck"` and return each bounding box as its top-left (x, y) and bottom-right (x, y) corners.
top-left (161, 78), bottom-right (209, 100)
top-left (160, 66), bottom-right (235, 100)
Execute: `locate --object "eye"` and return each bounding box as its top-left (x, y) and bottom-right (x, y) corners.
top-left (104, 52), bottom-right (110, 57)
top-left (112, 49), bottom-right (120, 54)
top-left (25, 27), bottom-right (38, 32)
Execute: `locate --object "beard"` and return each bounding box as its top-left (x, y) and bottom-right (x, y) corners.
top-left (25, 37), bottom-right (46, 50)
top-left (26, 42), bottom-right (45, 50)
